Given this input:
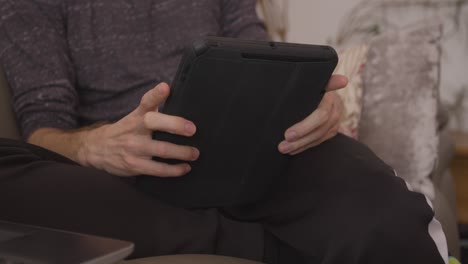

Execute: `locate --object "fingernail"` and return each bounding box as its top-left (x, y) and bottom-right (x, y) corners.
top-left (157, 83), bottom-right (165, 93)
top-left (185, 123), bottom-right (196, 135)
top-left (185, 164), bottom-right (192, 173)
top-left (279, 142), bottom-right (292, 153)
top-left (158, 83), bottom-right (170, 94)
top-left (286, 131), bottom-right (298, 141)
top-left (192, 148), bottom-right (200, 160)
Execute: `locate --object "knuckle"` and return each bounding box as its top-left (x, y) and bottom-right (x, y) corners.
top-left (172, 165), bottom-right (187, 177)
top-left (155, 144), bottom-right (169, 158)
top-left (317, 110), bottom-right (329, 123)
top-left (143, 112), bottom-right (155, 129)
top-left (151, 165), bottom-right (166, 177)
top-left (122, 136), bottom-right (138, 151)
top-left (177, 117), bottom-right (187, 131)
top-left (323, 93), bottom-right (334, 103)
top-left (154, 164), bottom-right (180, 178)
top-left (324, 92), bottom-right (333, 101)
top-left (139, 93), bottom-right (152, 109)
top-left (122, 156), bottom-right (136, 170)
top-left (157, 165), bottom-right (186, 177)
top-left (171, 117), bottom-right (186, 134)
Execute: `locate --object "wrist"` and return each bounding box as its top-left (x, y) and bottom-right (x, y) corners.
top-left (76, 124), bottom-right (109, 168)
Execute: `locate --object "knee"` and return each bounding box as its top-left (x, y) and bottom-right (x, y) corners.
top-left (329, 182), bottom-right (445, 263)
top-left (355, 178), bottom-right (447, 260)
top-left (363, 198), bottom-right (445, 262)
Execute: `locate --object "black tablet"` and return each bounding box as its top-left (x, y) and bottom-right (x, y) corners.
top-left (137, 37), bottom-right (338, 208)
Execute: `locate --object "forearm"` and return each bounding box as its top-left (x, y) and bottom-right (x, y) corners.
top-left (25, 84), bottom-right (199, 178)
top-left (27, 124), bottom-right (108, 166)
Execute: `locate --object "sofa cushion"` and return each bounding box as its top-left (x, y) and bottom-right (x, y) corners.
top-left (359, 21), bottom-right (442, 199)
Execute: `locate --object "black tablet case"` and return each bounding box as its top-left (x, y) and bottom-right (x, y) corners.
top-left (137, 37), bottom-right (338, 208)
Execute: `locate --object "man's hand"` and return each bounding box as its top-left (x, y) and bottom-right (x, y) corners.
top-left (278, 75), bottom-right (348, 155)
top-left (79, 83), bottom-right (199, 177)
top-left (30, 83), bottom-right (199, 178)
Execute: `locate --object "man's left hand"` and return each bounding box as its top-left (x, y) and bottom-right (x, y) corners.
top-left (278, 75), bottom-right (348, 155)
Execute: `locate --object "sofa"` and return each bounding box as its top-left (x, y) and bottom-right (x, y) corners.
top-left (0, 25), bottom-right (459, 263)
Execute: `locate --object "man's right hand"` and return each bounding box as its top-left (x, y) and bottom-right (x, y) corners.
top-left (30, 83), bottom-right (199, 178)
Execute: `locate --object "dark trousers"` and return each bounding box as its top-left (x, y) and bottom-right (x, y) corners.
top-left (0, 135), bottom-right (446, 263)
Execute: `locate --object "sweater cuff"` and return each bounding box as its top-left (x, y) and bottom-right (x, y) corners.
top-left (20, 111), bottom-right (78, 141)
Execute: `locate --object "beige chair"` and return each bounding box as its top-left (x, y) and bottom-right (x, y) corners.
top-left (0, 67), bottom-right (460, 260)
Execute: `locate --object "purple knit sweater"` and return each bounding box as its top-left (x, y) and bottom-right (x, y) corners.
top-left (0, 0), bottom-right (267, 138)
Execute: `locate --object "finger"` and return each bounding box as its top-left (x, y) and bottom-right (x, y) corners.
top-left (281, 99), bottom-right (339, 154)
top-left (325, 75), bottom-right (348, 92)
top-left (284, 90), bottom-right (341, 142)
top-left (136, 83), bottom-right (170, 114)
top-left (131, 158), bottom-right (192, 177)
top-left (279, 124), bottom-right (327, 154)
top-left (144, 111), bottom-right (197, 137)
top-left (138, 140), bottom-right (200, 162)
top-left (290, 122), bottom-right (340, 155)
top-left (284, 100), bottom-right (332, 142)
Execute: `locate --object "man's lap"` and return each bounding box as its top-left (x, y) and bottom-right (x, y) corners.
top-left (0, 136), bottom-right (446, 263)
top-left (0, 137), bottom-right (265, 259)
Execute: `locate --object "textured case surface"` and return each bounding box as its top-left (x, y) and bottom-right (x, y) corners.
top-left (137, 37), bottom-right (338, 208)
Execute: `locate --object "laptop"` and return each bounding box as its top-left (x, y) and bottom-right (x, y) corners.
top-left (0, 221), bottom-right (134, 264)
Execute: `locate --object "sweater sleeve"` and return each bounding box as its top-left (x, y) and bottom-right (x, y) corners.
top-left (0, 0), bottom-right (78, 139)
top-left (221, 0), bottom-right (269, 40)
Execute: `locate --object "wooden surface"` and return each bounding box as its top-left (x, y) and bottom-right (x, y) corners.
top-left (452, 131), bottom-right (468, 224)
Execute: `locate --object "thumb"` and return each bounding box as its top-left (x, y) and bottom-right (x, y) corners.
top-left (136, 82), bottom-right (170, 114)
top-left (325, 75), bottom-right (348, 92)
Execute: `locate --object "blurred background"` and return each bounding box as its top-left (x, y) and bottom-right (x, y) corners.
top-left (260, 0), bottom-right (468, 130)
top-left (258, 0), bottom-right (468, 261)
